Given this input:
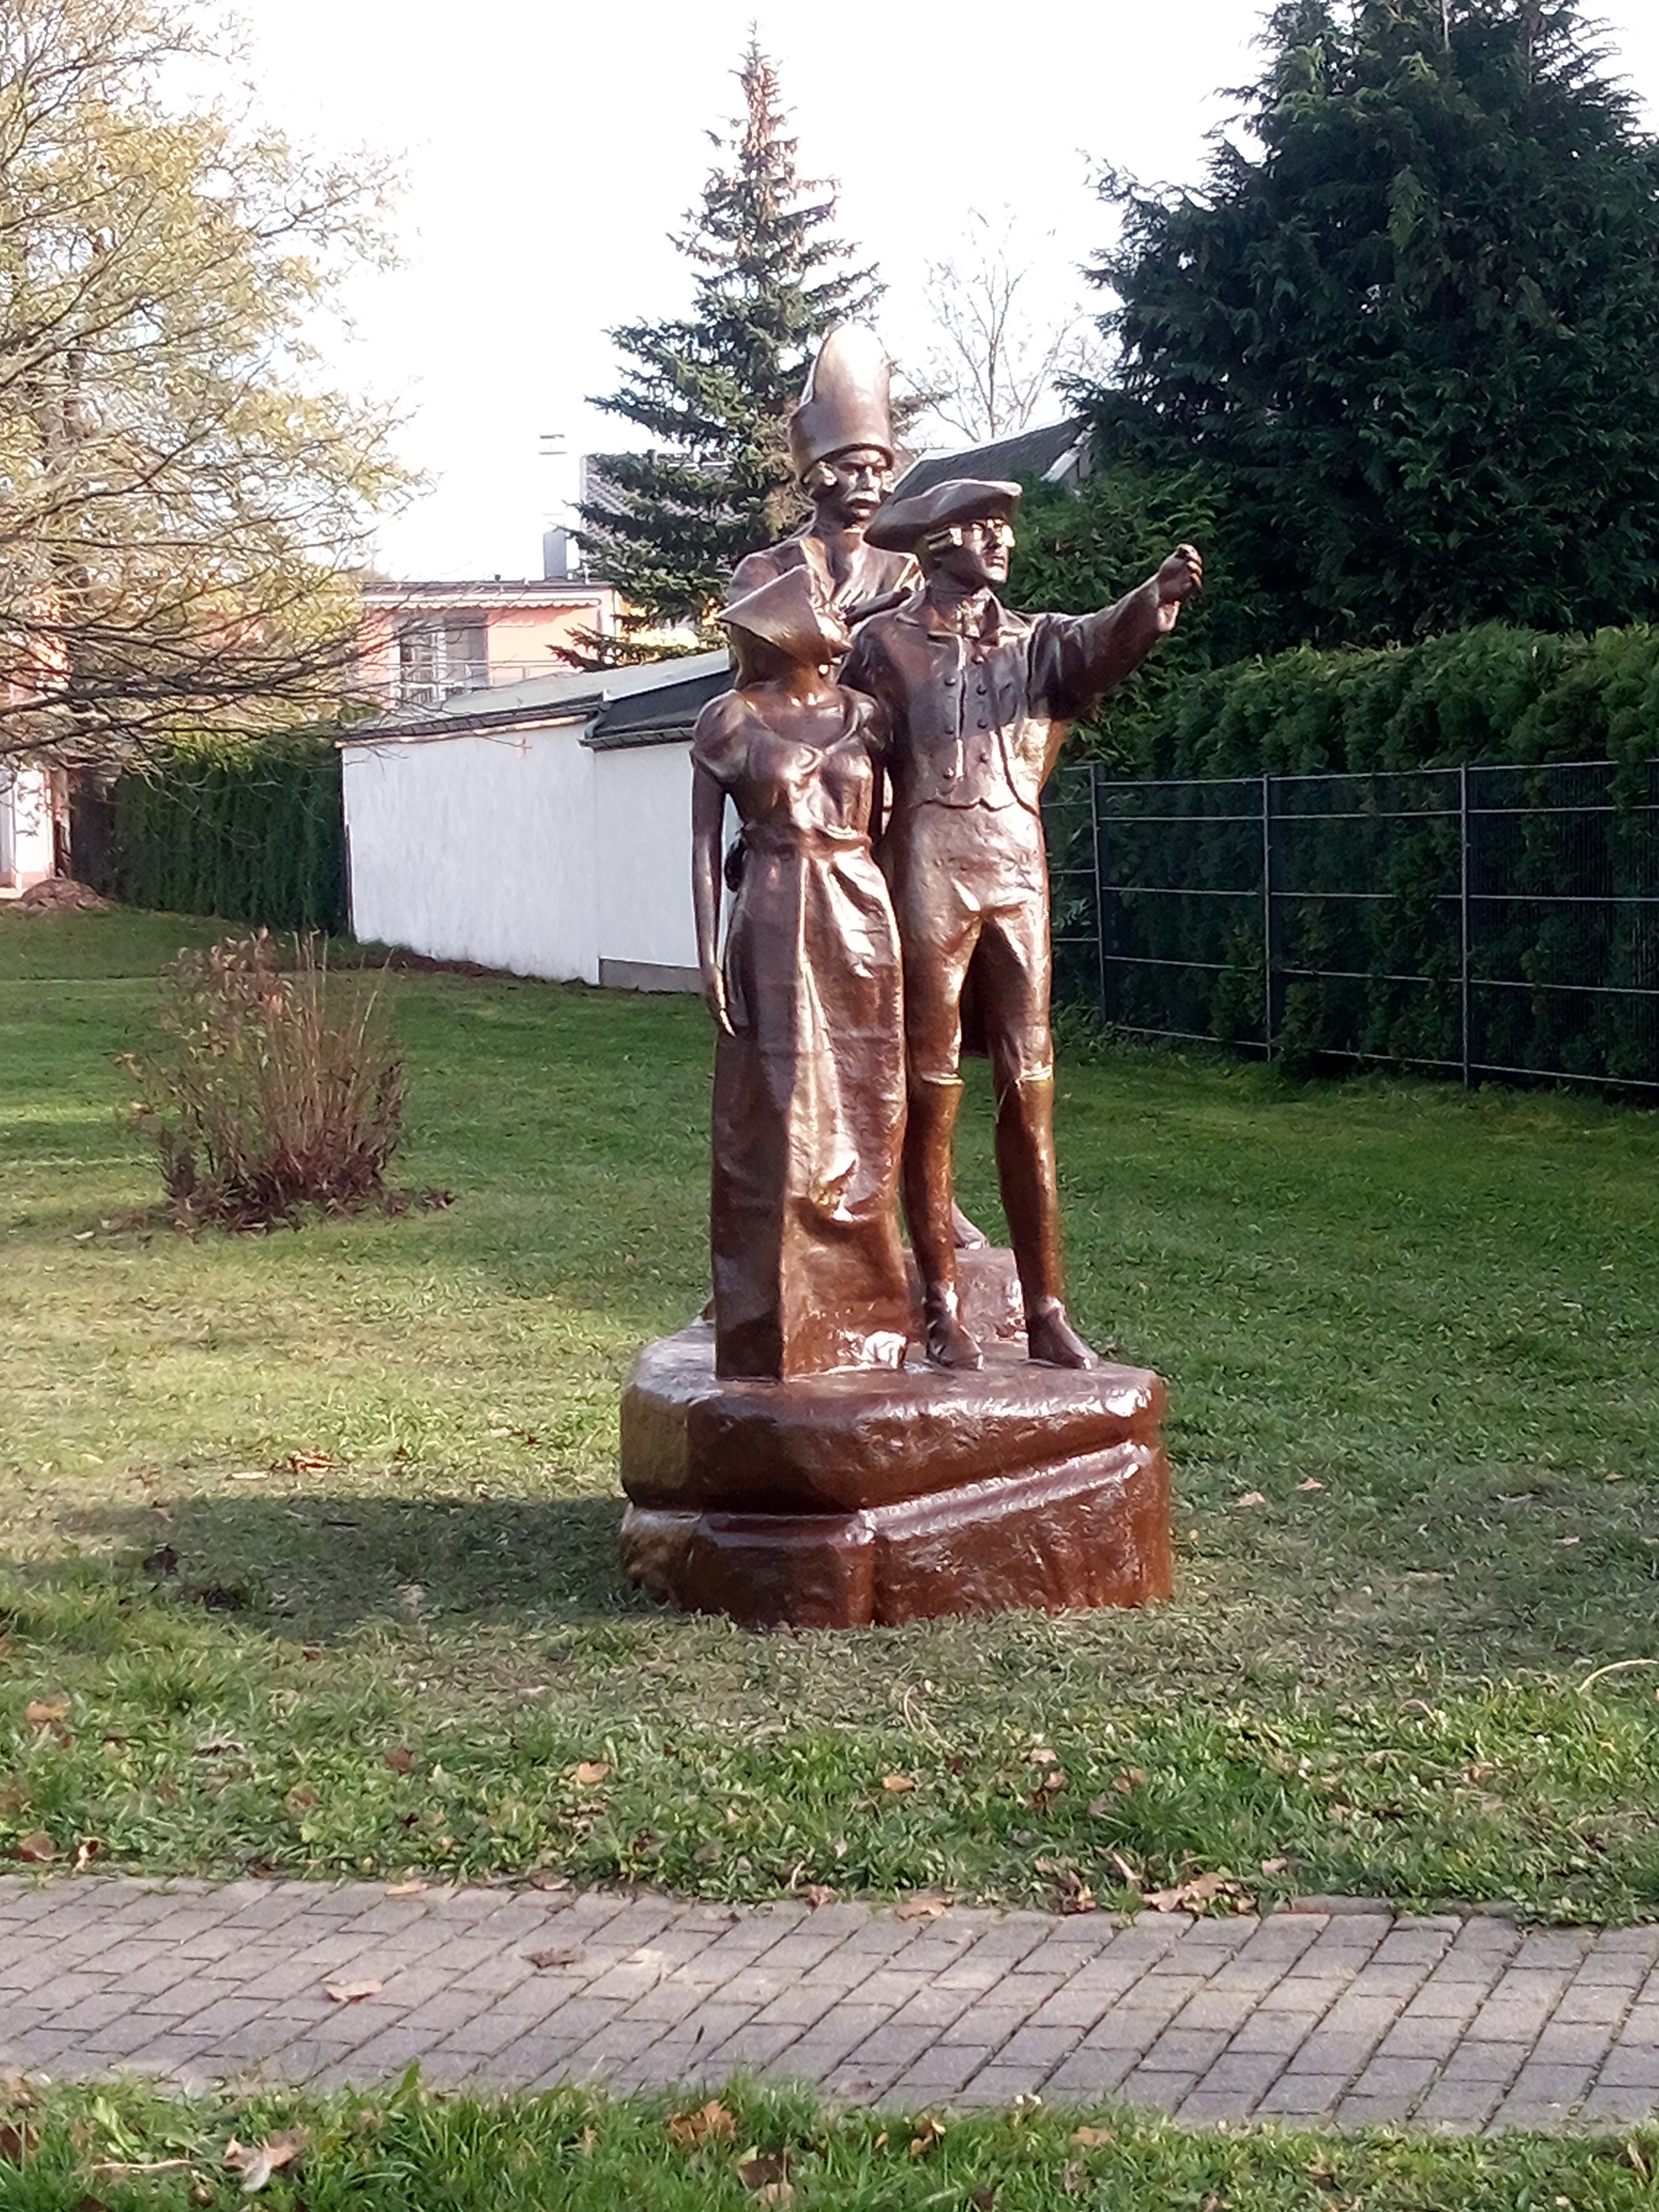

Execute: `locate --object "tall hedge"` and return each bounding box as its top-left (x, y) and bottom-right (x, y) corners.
top-left (110, 732), bottom-right (346, 932)
top-left (1111, 622), bottom-right (1659, 780)
top-left (1046, 622), bottom-right (1659, 1088)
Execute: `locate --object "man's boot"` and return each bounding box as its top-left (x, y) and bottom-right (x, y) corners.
top-left (996, 1074), bottom-right (1097, 1369)
top-left (904, 1078), bottom-right (983, 1370)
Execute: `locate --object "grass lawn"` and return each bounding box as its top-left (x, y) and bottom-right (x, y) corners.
top-left (1, 909), bottom-right (1657, 1918)
top-left (1, 2075), bottom-right (1656, 2211)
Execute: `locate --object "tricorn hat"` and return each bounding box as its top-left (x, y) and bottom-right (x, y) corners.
top-left (717, 567), bottom-right (849, 663)
top-left (865, 478), bottom-right (1023, 554)
top-left (789, 325), bottom-right (895, 481)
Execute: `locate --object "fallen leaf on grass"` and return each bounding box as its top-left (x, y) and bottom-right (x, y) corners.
top-left (1261, 1856), bottom-right (1289, 1875)
top-left (1236, 1491), bottom-right (1266, 1509)
top-left (74, 1838), bottom-right (102, 1872)
top-left (909, 2115), bottom-right (946, 2156)
top-left (324, 1978), bottom-right (382, 2004)
top-left (1107, 1849), bottom-right (1142, 1888)
top-left (667, 2099), bottom-right (735, 2150)
top-left (1145, 1871), bottom-right (1247, 1913)
top-left (286, 1451), bottom-right (334, 1476)
top-left (756, 2188), bottom-right (793, 2207)
top-left (24, 1697), bottom-right (69, 1727)
top-left (385, 1879), bottom-right (426, 1897)
top-left (894, 1895), bottom-right (947, 1920)
top-left (880, 1773), bottom-right (914, 1793)
top-left (0, 2119), bottom-right (38, 2159)
top-left (382, 1747), bottom-right (414, 1774)
top-left (1071, 2126), bottom-right (1116, 2148)
top-left (224, 2131), bottom-right (304, 2194)
top-left (693, 1841), bottom-right (723, 1864)
top-left (1297, 1478), bottom-right (1323, 1492)
top-left (13, 1831), bottom-right (56, 1864)
top-left (527, 1870), bottom-right (571, 1892)
top-left (737, 2150), bottom-right (791, 2189)
top-left (568, 1761), bottom-right (610, 1787)
top-left (970, 2190), bottom-right (996, 2210)
top-left (526, 1947), bottom-right (585, 1971)
top-left (802, 1883), bottom-right (835, 1908)
top-left (1626, 2140), bottom-right (1650, 2180)
top-left (284, 1786), bottom-right (319, 1813)
top-left (1028, 1747), bottom-right (1058, 1767)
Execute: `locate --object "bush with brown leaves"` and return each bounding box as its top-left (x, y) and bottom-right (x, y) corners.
top-left (124, 931), bottom-right (429, 1229)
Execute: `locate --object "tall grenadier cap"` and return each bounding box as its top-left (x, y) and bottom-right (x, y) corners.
top-left (864, 478), bottom-right (1023, 553)
top-left (789, 325), bottom-right (895, 481)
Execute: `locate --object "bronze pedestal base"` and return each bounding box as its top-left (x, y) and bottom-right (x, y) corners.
top-left (618, 1258), bottom-right (1173, 1630)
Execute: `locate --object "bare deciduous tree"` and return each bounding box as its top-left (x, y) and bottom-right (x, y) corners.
top-left (920, 208), bottom-right (1105, 446)
top-left (0, 0), bottom-right (416, 765)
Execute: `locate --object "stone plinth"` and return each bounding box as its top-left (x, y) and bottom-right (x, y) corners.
top-left (618, 1258), bottom-right (1172, 1629)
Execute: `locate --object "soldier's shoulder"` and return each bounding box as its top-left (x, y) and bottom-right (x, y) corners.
top-left (846, 592), bottom-right (923, 656)
top-left (728, 546), bottom-right (789, 597)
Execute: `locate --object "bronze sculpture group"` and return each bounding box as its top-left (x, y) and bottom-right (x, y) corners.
top-left (692, 325), bottom-right (1201, 1382)
top-left (622, 323), bottom-right (1197, 1629)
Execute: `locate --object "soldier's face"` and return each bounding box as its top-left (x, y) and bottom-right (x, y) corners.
top-left (932, 517), bottom-right (1014, 590)
top-left (816, 448), bottom-right (891, 527)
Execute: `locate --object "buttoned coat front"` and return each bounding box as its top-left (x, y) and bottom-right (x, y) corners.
top-left (841, 581), bottom-right (1168, 820)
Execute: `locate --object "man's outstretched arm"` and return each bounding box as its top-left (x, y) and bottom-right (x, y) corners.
top-left (1039, 543), bottom-right (1204, 733)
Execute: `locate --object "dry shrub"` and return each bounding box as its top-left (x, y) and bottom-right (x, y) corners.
top-left (124, 931), bottom-right (440, 1229)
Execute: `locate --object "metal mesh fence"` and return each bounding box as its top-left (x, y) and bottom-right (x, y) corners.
top-left (1044, 758), bottom-right (1659, 1090)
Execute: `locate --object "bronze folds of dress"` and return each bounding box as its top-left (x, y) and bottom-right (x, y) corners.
top-left (696, 700), bottom-right (911, 1381)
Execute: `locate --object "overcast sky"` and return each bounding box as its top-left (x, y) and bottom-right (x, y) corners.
top-left (234, 0), bottom-right (1659, 581)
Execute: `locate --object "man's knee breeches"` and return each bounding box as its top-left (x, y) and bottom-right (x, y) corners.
top-left (888, 842), bottom-right (1054, 1088)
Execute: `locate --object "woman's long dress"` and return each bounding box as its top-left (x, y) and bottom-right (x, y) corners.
top-left (692, 692), bottom-right (910, 1380)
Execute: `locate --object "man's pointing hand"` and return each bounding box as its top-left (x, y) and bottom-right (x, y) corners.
top-left (1154, 543), bottom-right (1203, 631)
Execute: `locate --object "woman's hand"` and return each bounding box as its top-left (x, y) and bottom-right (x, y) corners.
top-left (702, 963), bottom-right (735, 1036)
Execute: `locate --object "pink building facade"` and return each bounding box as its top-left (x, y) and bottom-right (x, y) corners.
top-left (356, 576), bottom-right (625, 712)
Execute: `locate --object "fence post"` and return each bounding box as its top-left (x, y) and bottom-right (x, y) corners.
top-left (1459, 763), bottom-right (1472, 1088)
top-left (1090, 764), bottom-right (1109, 1026)
top-left (1261, 772), bottom-right (1275, 1059)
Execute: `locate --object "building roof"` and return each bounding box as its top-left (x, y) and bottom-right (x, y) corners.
top-left (586, 665), bottom-right (733, 749)
top-left (361, 577), bottom-right (616, 612)
top-left (345, 650), bottom-right (731, 747)
top-left (891, 417), bottom-right (1091, 502)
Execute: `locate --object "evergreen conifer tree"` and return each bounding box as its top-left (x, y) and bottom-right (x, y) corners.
top-left (579, 38), bottom-right (878, 627)
top-left (1080, 0), bottom-right (1659, 655)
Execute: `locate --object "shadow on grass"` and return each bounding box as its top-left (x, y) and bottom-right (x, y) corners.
top-left (36, 1490), bottom-right (646, 1641)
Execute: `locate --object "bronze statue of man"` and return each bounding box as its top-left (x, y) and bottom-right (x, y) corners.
top-left (729, 324), bottom-right (917, 626)
top-left (843, 479), bottom-right (1202, 1372)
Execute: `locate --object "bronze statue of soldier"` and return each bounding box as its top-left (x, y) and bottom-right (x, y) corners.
top-left (729, 323), bottom-right (917, 628)
top-left (843, 480), bottom-right (1203, 1373)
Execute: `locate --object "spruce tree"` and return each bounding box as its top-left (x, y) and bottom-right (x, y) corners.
top-left (1081, 0), bottom-right (1659, 655)
top-left (579, 37), bottom-right (878, 627)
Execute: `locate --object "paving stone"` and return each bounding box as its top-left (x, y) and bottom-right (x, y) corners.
top-left (1596, 2046), bottom-right (1659, 2090)
top-left (1220, 2008), bottom-right (1322, 2058)
top-left (1378, 2013), bottom-right (1465, 2062)
top-left (1255, 2073), bottom-right (1347, 2117)
top-left (1117, 2069), bottom-right (1197, 2113)
top-left (1192, 2049), bottom-right (1287, 2099)
top-left (1346, 2054), bottom-right (1438, 2101)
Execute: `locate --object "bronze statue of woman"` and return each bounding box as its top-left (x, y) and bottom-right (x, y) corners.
top-left (690, 567), bottom-right (910, 1381)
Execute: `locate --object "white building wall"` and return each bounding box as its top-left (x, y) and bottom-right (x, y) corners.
top-left (592, 741), bottom-right (699, 988)
top-left (342, 721), bottom-right (601, 983)
top-left (341, 723), bottom-right (701, 989)
top-left (0, 765), bottom-right (55, 891)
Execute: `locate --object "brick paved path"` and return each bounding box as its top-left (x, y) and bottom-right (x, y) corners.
top-left (3, 1877), bottom-right (1657, 2132)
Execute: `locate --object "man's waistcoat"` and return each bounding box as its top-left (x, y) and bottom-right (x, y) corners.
top-left (841, 586), bottom-right (1162, 819)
